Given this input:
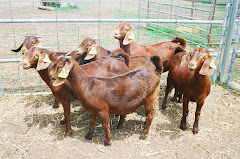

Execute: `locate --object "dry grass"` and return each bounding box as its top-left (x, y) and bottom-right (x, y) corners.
top-left (1, 73), bottom-right (240, 159)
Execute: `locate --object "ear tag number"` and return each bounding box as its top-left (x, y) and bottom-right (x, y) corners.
top-left (128, 32), bottom-right (135, 40)
top-left (209, 59), bottom-right (216, 69)
top-left (89, 47), bottom-right (97, 55)
top-left (43, 55), bottom-right (51, 63)
top-left (58, 68), bottom-right (68, 78)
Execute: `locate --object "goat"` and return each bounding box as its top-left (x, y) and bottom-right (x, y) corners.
top-left (50, 55), bottom-right (164, 146)
top-left (17, 45), bottom-right (132, 136)
top-left (11, 35), bottom-right (42, 53)
top-left (113, 22), bottom-right (186, 71)
top-left (161, 47), bottom-right (216, 134)
top-left (75, 37), bottom-right (113, 64)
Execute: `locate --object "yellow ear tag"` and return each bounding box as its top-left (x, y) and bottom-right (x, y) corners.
top-left (35, 42), bottom-right (42, 48)
top-left (89, 47), bottom-right (97, 55)
top-left (58, 67), bottom-right (68, 78)
top-left (43, 55), bottom-right (51, 63)
top-left (209, 59), bottom-right (216, 69)
top-left (128, 32), bottom-right (135, 40)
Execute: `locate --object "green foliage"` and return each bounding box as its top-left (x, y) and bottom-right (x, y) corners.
top-left (45, 2), bottom-right (83, 12)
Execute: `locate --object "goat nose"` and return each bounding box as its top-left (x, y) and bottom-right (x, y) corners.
top-left (188, 63), bottom-right (194, 67)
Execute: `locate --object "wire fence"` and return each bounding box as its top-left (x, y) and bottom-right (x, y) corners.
top-left (0, 0), bottom-right (239, 95)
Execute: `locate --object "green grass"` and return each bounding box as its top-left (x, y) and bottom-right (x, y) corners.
top-left (45, 2), bottom-right (84, 12)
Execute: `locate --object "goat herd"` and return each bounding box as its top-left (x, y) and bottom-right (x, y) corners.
top-left (11, 22), bottom-right (216, 146)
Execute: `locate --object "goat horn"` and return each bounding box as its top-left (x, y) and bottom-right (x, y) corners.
top-left (36, 35), bottom-right (42, 38)
top-left (130, 25), bottom-right (135, 30)
top-left (65, 51), bottom-right (72, 56)
top-left (91, 37), bottom-right (98, 41)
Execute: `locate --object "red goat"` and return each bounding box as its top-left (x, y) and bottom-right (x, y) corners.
top-left (161, 47), bottom-right (216, 134)
top-left (76, 37), bottom-right (113, 63)
top-left (113, 22), bottom-right (186, 71)
top-left (16, 45), bottom-right (132, 136)
top-left (50, 55), bottom-right (164, 146)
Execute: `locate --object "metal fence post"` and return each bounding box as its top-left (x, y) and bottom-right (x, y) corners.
top-left (0, 77), bottom-right (3, 96)
top-left (220, 0), bottom-right (239, 83)
top-left (226, 18), bottom-right (240, 87)
top-left (213, 0), bottom-right (231, 82)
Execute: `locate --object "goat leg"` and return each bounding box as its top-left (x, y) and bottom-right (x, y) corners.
top-left (85, 114), bottom-right (96, 140)
top-left (161, 78), bottom-right (173, 110)
top-left (193, 101), bottom-right (204, 134)
top-left (180, 96), bottom-right (189, 131)
top-left (99, 111), bottom-right (112, 146)
top-left (170, 89), bottom-right (178, 101)
top-left (117, 115), bottom-right (126, 129)
top-left (139, 102), bottom-right (155, 140)
top-left (53, 98), bottom-right (60, 108)
top-left (60, 98), bottom-right (71, 137)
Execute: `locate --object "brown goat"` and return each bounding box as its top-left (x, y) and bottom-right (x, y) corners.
top-left (17, 45), bottom-right (132, 136)
top-left (50, 55), bottom-right (164, 146)
top-left (11, 35), bottom-right (42, 53)
top-left (76, 37), bottom-right (113, 63)
top-left (113, 22), bottom-right (186, 71)
top-left (161, 47), bottom-right (216, 134)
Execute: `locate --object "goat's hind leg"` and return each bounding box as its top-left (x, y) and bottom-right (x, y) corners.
top-left (85, 114), bottom-right (96, 140)
top-left (117, 115), bottom-right (126, 129)
top-left (99, 111), bottom-right (112, 146)
top-left (161, 77), bottom-right (173, 110)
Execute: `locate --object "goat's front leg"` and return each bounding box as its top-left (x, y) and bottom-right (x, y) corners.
top-left (193, 101), bottom-right (204, 134)
top-left (117, 115), bottom-right (126, 129)
top-left (60, 98), bottom-right (71, 137)
top-left (99, 111), bottom-right (112, 146)
top-left (85, 114), bottom-right (96, 140)
top-left (180, 96), bottom-right (189, 131)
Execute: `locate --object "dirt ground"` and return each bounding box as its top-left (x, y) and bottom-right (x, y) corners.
top-left (0, 73), bottom-right (240, 159)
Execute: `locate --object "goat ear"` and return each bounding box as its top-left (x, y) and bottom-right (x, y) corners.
top-left (123, 30), bottom-right (135, 45)
top-left (84, 46), bottom-right (97, 60)
top-left (53, 77), bottom-right (65, 86)
top-left (35, 42), bottom-right (42, 48)
top-left (180, 51), bottom-right (191, 66)
top-left (36, 50), bottom-right (51, 71)
top-left (199, 55), bottom-right (216, 75)
top-left (162, 59), bottom-right (169, 67)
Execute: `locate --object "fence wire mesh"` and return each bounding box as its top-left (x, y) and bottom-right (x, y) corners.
top-left (0, 0), bottom-right (239, 95)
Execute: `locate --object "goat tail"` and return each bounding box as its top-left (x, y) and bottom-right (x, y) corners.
top-left (117, 52), bottom-right (130, 67)
top-left (150, 55), bottom-right (163, 75)
top-left (172, 36), bottom-right (186, 49)
top-left (11, 43), bottom-right (23, 52)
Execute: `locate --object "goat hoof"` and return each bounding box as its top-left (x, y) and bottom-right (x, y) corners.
top-left (60, 119), bottom-right (66, 125)
top-left (180, 124), bottom-right (186, 131)
top-left (139, 134), bottom-right (147, 140)
top-left (85, 133), bottom-right (93, 140)
top-left (104, 140), bottom-right (112, 146)
top-left (53, 105), bottom-right (59, 109)
top-left (192, 128), bottom-right (199, 134)
top-left (64, 132), bottom-right (71, 137)
top-left (117, 124), bottom-right (123, 129)
top-left (161, 105), bottom-right (166, 110)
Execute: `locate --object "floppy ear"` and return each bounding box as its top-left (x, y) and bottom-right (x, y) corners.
top-left (123, 30), bottom-right (135, 45)
top-left (180, 51), bottom-right (191, 66)
top-left (199, 55), bottom-right (216, 75)
top-left (53, 77), bottom-right (66, 86)
top-left (36, 50), bottom-right (51, 71)
top-left (57, 58), bottom-right (72, 79)
top-left (84, 45), bottom-right (97, 60)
